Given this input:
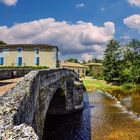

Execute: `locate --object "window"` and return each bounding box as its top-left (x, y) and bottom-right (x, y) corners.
top-left (34, 48), bottom-right (39, 55)
top-left (3, 48), bottom-right (9, 55)
top-left (17, 57), bottom-right (22, 66)
top-left (0, 48), bottom-right (3, 53)
top-left (82, 69), bottom-right (85, 73)
top-left (0, 57), bottom-right (4, 65)
top-left (3, 48), bottom-right (9, 52)
top-left (35, 57), bottom-right (39, 65)
top-left (17, 47), bottom-right (22, 53)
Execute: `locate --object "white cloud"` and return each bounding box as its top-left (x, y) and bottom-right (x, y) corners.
top-left (121, 35), bottom-right (131, 40)
top-left (101, 7), bottom-right (105, 12)
top-left (0, 0), bottom-right (17, 6)
top-left (128, 0), bottom-right (140, 7)
top-left (81, 53), bottom-right (93, 61)
top-left (76, 3), bottom-right (85, 8)
top-left (0, 18), bottom-right (115, 60)
top-left (124, 14), bottom-right (140, 33)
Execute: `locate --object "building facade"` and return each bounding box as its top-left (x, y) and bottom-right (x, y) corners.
top-left (0, 44), bottom-right (58, 68)
top-left (84, 63), bottom-right (103, 75)
top-left (60, 61), bottom-right (87, 77)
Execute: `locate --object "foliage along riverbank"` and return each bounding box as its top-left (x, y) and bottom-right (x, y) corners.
top-left (103, 39), bottom-right (140, 86)
top-left (82, 39), bottom-right (140, 94)
top-left (83, 77), bottom-right (140, 94)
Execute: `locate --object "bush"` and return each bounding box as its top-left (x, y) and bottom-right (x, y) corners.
top-left (85, 69), bottom-right (93, 76)
top-left (122, 83), bottom-right (133, 90)
top-left (96, 75), bottom-right (104, 80)
top-left (0, 66), bottom-right (49, 69)
top-left (93, 73), bottom-right (104, 80)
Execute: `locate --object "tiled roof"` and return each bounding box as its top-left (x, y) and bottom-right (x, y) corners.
top-left (60, 62), bottom-right (87, 68)
top-left (0, 44), bottom-right (58, 50)
top-left (84, 63), bottom-right (102, 66)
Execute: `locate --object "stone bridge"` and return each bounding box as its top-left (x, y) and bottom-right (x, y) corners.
top-left (0, 68), bottom-right (84, 140)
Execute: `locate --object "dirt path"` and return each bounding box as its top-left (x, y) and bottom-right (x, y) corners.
top-left (0, 77), bottom-right (23, 95)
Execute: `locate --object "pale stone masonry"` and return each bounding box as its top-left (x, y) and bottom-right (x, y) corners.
top-left (84, 63), bottom-right (103, 75)
top-left (0, 44), bottom-right (58, 68)
top-left (0, 68), bottom-right (84, 140)
top-left (0, 77), bottom-right (23, 95)
top-left (60, 61), bottom-right (87, 77)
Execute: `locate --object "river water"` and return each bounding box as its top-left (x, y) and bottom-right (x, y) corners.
top-left (43, 91), bottom-right (140, 140)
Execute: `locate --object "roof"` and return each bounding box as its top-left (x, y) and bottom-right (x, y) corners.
top-left (0, 44), bottom-right (59, 51)
top-left (84, 63), bottom-right (102, 66)
top-left (60, 62), bottom-right (87, 68)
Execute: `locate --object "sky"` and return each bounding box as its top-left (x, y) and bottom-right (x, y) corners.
top-left (0, 0), bottom-right (140, 61)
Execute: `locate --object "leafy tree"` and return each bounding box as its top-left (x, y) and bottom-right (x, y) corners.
top-left (103, 39), bottom-right (121, 83)
top-left (103, 38), bottom-right (140, 85)
top-left (66, 58), bottom-right (78, 63)
top-left (0, 41), bottom-right (6, 45)
top-left (127, 39), bottom-right (140, 83)
top-left (91, 58), bottom-right (103, 63)
top-left (85, 69), bottom-right (93, 76)
top-left (82, 60), bottom-right (86, 64)
top-left (81, 58), bottom-right (103, 64)
top-left (118, 39), bottom-right (140, 83)
top-left (103, 39), bottom-right (140, 84)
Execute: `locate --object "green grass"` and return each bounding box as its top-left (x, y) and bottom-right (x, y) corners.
top-left (83, 77), bottom-right (120, 92)
top-left (82, 77), bottom-right (140, 94)
top-left (82, 77), bottom-right (130, 92)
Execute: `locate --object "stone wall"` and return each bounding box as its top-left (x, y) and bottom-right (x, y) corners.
top-left (0, 68), bottom-right (33, 80)
top-left (0, 68), bottom-right (84, 140)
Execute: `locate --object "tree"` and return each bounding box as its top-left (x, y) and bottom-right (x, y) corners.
top-left (103, 39), bottom-right (121, 83)
top-left (0, 41), bottom-right (6, 45)
top-left (82, 60), bottom-right (86, 64)
top-left (66, 58), bottom-right (78, 63)
top-left (126, 39), bottom-right (140, 83)
top-left (103, 38), bottom-right (140, 85)
top-left (91, 58), bottom-right (103, 63)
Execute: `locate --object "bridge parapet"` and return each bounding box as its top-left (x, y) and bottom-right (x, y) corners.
top-left (0, 68), bottom-right (84, 140)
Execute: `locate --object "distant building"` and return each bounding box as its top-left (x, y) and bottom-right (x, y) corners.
top-left (60, 61), bottom-right (87, 77)
top-left (0, 44), bottom-right (58, 68)
top-left (84, 63), bottom-right (103, 75)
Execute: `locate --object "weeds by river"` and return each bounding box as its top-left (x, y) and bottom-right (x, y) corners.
top-left (82, 77), bottom-right (140, 94)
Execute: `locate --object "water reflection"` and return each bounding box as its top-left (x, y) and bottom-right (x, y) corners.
top-left (90, 91), bottom-right (140, 140)
top-left (110, 89), bottom-right (140, 114)
top-left (42, 93), bottom-right (91, 140)
top-left (43, 91), bottom-right (140, 140)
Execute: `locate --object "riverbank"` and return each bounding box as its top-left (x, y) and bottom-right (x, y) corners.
top-left (43, 91), bottom-right (140, 139)
top-left (82, 77), bottom-right (140, 93)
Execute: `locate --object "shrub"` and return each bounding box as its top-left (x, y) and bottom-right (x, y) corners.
top-left (85, 69), bottom-right (93, 76)
top-left (122, 83), bottom-right (133, 90)
top-left (0, 66), bottom-right (49, 69)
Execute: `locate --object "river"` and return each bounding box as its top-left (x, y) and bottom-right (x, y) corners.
top-left (43, 91), bottom-right (140, 140)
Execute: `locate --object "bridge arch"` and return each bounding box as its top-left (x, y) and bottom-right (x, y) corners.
top-left (2, 68), bottom-right (84, 139)
top-left (47, 88), bottom-right (66, 115)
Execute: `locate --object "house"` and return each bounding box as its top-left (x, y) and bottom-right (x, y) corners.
top-left (84, 63), bottom-right (103, 75)
top-left (60, 61), bottom-right (87, 77)
top-left (0, 44), bottom-right (58, 68)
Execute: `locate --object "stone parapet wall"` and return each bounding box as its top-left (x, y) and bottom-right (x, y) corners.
top-left (0, 68), bottom-right (33, 80)
top-left (0, 70), bottom-right (39, 139)
top-left (0, 68), bottom-right (84, 140)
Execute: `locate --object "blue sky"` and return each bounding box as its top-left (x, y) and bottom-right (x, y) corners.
top-left (0, 0), bottom-right (140, 60)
